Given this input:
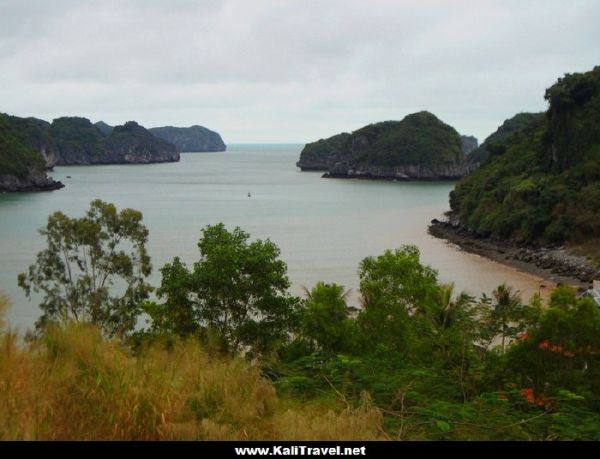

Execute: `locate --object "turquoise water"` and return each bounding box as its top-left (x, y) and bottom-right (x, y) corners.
top-left (0, 145), bottom-right (545, 329)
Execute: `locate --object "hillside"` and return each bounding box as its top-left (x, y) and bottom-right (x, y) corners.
top-left (1, 114), bottom-right (179, 167)
top-left (149, 125), bottom-right (226, 152)
top-left (298, 112), bottom-right (477, 180)
top-left (296, 132), bottom-right (350, 171)
top-left (467, 113), bottom-right (544, 166)
top-left (449, 66), bottom-right (600, 257)
top-left (0, 114), bottom-right (63, 191)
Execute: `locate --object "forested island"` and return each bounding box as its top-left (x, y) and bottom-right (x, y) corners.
top-left (0, 114), bottom-right (180, 191)
top-left (430, 66), bottom-right (600, 284)
top-left (1, 199), bottom-right (599, 440)
top-left (297, 111), bottom-right (478, 180)
top-left (149, 125), bottom-right (226, 152)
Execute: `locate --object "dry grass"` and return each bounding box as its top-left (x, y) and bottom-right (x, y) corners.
top-left (0, 295), bottom-right (383, 440)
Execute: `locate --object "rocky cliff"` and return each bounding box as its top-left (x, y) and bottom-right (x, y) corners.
top-left (103, 122), bottom-right (180, 163)
top-left (299, 112), bottom-right (476, 180)
top-left (296, 132), bottom-right (350, 171)
top-left (149, 125), bottom-right (226, 152)
top-left (2, 115), bottom-right (180, 167)
top-left (0, 114), bottom-right (63, 192)
top-left (460, 135), bottom-right (478, 155)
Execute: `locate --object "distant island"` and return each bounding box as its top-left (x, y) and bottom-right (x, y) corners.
top-left (0, 114), bottom-right (183, 192)
top-left (95, 122), bottom-right (226, 153)
top-left (148, 125), bottom-right (226, 153)
top-left (296, 111), bottom-right (478, 180)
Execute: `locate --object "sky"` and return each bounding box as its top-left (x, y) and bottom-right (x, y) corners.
top-left (0, 0), bottom-right (599, 143)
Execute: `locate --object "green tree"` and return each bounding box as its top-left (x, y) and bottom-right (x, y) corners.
top-left (154, 223), bottom-right (299, 354)
top-left (18, 199), bottom-right (152, 336)
top-left (299, 282), bottom-right (355, 355)
top-left (357, 246), bottom-right (439, 356)
top-left (482, 284), bottom-right (527, 354)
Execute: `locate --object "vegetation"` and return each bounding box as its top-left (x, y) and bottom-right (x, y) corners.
top-left (297, 112), bottom-right (466, 173)
top-left (3, 202), bottom-right (600, 440)
top-left (297, 132), bottom-right (351, 170)
top-left (349, 112), bottom-right (463, 168)
top-left (467, 112), bottom-right (543, 165)
top-left (0, 113), bottom-right (46, 178)
top-left (451, 66), bottom-right (600, 249)
top-left (50, 117), bottom-right (106, 159)
top-left (18, 200), bottom-right (152, 336)
top-left (144, 223), bottom-right (299, 355)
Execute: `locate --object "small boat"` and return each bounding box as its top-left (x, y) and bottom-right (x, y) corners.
top-left (247, 192), bottom-right (251, 198)
top-left (66, 176), bottom-right (72, 179)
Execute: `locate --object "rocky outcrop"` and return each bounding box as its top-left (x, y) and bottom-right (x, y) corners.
top-left (324, 163), bottom-right (475, 180)
top-left (0, 171), bottom-right (63, 192)
top-left (460, 136), bottom-right (478, 155)
top-left (149, 125), bottom-right (226, 152)
top-left (296, 132), bottom-right (350, 171)
top-left (0, 114), bottom-right (63, 192)
top-left (429, 217), bottom-right (600, 286)
top-left (301, 112), bottom-right (476, 181)
top-left (102, 121), bottom-right (179, 164)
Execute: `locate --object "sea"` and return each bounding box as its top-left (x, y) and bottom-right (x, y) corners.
top-left (0, 144), bottom-right (548, 329)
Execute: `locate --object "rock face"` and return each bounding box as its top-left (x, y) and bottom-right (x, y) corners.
top-left (2, 115), bottom-right (180, 167)
top-left (298, 112), bottom-right (476, 180)
top-left (102, 122), bottom-right (180, 164)
top-left (0, 114), bottom-right (63, 192)
top-left (149, 125), bottom-right (226, 152)
top-left (460, 136), bottom-right (478, 155)
top-left (0, 170), bottom-right (64, 192)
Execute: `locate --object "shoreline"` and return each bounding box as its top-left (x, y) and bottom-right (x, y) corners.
top-left (428, 218), bottom-right (599, 292)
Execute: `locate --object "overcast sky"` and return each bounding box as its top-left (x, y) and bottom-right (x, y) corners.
top-left (1, 0), bottom-right (599, 143)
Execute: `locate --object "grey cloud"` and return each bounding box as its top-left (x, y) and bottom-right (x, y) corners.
top-left (0, 0), bottom-right (598, 142)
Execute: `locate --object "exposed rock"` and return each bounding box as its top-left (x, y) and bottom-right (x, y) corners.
top-left (296, 132), bottom-right (350, 171)
top-left (149, 125), bottom-right (226, 152)
top-left (0, 113), bottom-right (63, 192)
top-left (300, 112), bottom-right (476, 181)
top-left (0, 171), bottom-right (64, 192)
top-left (460, 135), bottom-right (478, 155)
top-left (102, 121), bottom-right (179, 164)
top-left (429, 218), bottom-right (600, 286)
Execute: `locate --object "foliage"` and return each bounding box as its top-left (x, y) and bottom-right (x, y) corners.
top-left (297, 132), bottom-right (351, 169)
top-left (450, 66), bottom-right (600, 248)
top-left (18, 200), bottom-right (152, 336)
top-left (296, 282), bottom-right (357, 355)
top-left (0, 316), bottom-right (383, 440)
top-left (467, 112), bottom-right (543, 166)
top-left (350, 112), bottom-right (463, 168)
top-left (148, 224), bottom-right (300, 355)
top-left (0, 113), bottom-right (46, 178)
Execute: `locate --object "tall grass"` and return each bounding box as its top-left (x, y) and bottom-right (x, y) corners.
top-left (0, 295), bottom-right (383, 440)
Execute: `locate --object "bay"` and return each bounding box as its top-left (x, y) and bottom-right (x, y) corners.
top-left (0, 145), bottom-right (547, 329)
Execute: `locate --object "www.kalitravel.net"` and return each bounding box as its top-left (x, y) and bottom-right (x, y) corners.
top-left (235, 445), bottom-right (367, 456)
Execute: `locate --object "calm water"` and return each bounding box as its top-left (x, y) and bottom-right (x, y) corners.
top-left (0, 145), bottom-right (547, 329)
